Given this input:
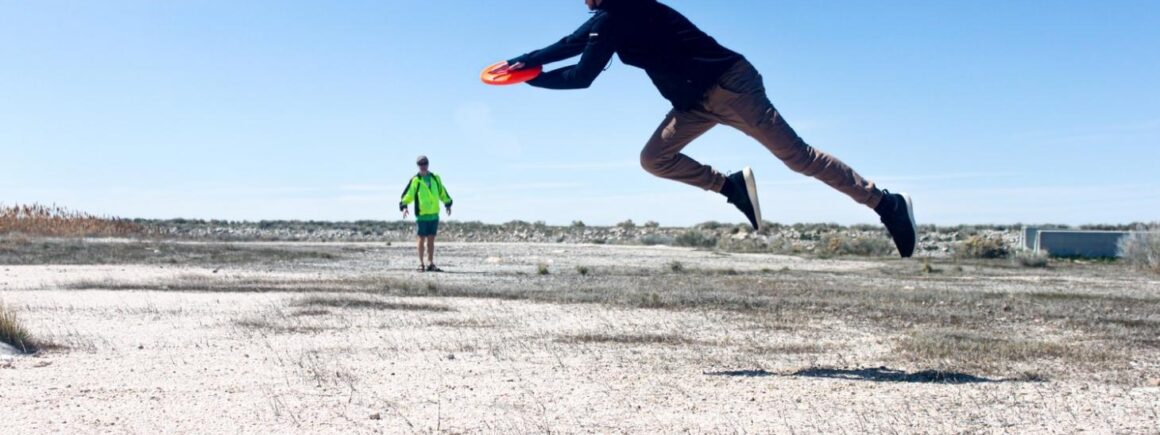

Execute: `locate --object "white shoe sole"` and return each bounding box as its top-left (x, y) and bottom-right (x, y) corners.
top-left (743, 167), bottom-right (762, 231)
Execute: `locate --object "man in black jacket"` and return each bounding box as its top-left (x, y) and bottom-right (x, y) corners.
top-left (497, 0), bottom-right (917, 257)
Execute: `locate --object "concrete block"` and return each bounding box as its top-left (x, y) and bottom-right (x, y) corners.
top-left (1021, 227), bottom-right (1040, 250)
top-left (1034, 230), bottom-right (1130, 258)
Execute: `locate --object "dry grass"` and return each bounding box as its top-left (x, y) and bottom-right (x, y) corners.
top-left (0, 203), bottom-right (146, 238)
top-left (292, 295), bottom-right (453, 312)
top-left (47, 252), bottom-right (1160, 380)
top-left (0, 300), bottom-right (60, 354)
top-left (233, 318), bottom-right (331, 335)
top-left (0, 239), bottom-right (339, 266)
top-left (60, 271), bottom-right (1160, 343)
top-left (556, 333), bottom-right (699, 346)
top-left (291, 308), bottom-right (332, 317)
top-left (429, 318), bottom-right (497, 329)
top-left (0, 300), bottom-right (38, 353)
top-left (748, 343), bottom-right (829, 355)
top-left (896, 330), bottom-right (1120, 371)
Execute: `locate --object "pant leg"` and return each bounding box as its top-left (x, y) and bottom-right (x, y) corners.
top-left (640, 109), bottom-right (727, 192)
top-left (704, 60), bottom-right (884, 208)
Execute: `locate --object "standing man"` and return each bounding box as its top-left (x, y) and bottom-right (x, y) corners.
top-left (400, 155), bottom-right (453, 271)
top-left (494, 0), bottom-right (917, 257)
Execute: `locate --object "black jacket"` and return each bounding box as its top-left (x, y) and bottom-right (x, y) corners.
top-left (509, 0), bottom-right (743, 111)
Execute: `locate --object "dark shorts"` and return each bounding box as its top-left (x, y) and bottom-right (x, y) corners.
top-left (417, 220), bottom-right (439, 237)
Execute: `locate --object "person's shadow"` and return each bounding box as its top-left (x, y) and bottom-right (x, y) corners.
top-left (704, 366), bottom-right (1040, 384)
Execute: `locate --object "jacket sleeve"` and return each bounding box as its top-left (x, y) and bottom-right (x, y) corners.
top-left (399, 178), bottom-right (418, 211)
top-left (524, 13), bottom-right (615, 90)
top-left (509, 13), bottom-right (602, 68)
top-left (436, 175), bottom-right (453, 206)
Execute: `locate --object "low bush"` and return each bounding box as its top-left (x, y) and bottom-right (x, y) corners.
top-left (1014, 250), bottom-right (1050, 268)
top-left (1118, 231), bottom-right (1160, 273)
top-left (674, 230), bottom-right (717, 248)
top-left (820, 234), bottom-right (895, 257)
top-left (957, 235), bottom-right (1009, 259)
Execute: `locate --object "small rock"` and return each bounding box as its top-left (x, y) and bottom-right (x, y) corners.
top-left (446, 354), bottom-right (455, 361)
top-left (138, 345), bottom-right (145, 350)
top-left (369, 413), bottom-right (381, 420)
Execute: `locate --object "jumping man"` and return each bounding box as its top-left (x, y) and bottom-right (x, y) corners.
top-left (494, 0), bottom-right (917, 257)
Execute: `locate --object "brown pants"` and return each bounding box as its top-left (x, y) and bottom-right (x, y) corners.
top-left (640, 59), bottom-right (884, 209)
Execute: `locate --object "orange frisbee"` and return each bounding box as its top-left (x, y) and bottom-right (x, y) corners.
top-left (481, 61), bottom-right (542, 86)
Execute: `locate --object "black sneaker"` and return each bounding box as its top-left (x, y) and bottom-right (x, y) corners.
top-left (426, 264), bottom-right (443, 272)
top-left (876, 191), bottom-right (917, 258)
top-left (723, 167), bottom-right (762, 231)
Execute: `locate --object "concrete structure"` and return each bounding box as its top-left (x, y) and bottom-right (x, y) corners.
top-left (1021, 227), bottom-right (1040, 250)
top-left (1022, 227), bottom-right (1130, 258)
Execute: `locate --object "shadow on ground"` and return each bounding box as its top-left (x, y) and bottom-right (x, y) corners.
top-left (704, 367), bottom-right (1037, 384)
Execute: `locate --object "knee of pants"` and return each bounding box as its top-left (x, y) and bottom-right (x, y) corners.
top-left (640, 149), bottom-right (669, 176)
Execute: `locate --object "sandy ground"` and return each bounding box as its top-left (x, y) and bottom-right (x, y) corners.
top-left (2, 243), bottom-right (1159, 434)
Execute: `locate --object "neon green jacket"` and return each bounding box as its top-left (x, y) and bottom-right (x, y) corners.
top-left (399, 172), bottom-right (452, 221)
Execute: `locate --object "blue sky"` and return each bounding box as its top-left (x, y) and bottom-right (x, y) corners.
top-left (2, 0), bottom-right (1158, 225)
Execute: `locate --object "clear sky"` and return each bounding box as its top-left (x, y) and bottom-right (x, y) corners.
top-left (3, 0), bottom-right (1158, 226)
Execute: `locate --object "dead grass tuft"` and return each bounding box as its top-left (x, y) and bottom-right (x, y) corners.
top-left (896, 330), bottom-right (1119, 371)
top-left (233, 318), bottom-right (331, 335)
top-left (748, 343), bottom-right (828, 355)
top-left (557, 333), bottom-right (698, 346)
top-left (291, 308), bottom-right (332, 317)
top-left (429, 318), bottom-right (497, 329)
top-left (0, 301), bottom-right (40, 354)
top-left (292, 296), bottom-right (453, 312)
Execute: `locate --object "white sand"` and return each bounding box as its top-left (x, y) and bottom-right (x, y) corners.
top-left (1, 243), bottom-right (1158, 433)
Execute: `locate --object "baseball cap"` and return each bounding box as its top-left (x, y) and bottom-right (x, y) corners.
top-left (416, 155), bottom-right (429, 165)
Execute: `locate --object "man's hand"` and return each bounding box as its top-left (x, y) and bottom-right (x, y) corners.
top-left (445, 205), bottom-right (452, 216)
top-left (402, 209), bottom-right (410, 219)
top-left (489, 61), bottom-right (526, 74)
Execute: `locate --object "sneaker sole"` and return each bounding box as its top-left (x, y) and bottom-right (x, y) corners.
top-left (899, 192), bottom-right (916, 257)
top-left (743, 167), bottom-right (762, 231)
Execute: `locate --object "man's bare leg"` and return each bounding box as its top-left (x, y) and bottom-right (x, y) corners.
top-left (416, 237), bottom-right (427, 270)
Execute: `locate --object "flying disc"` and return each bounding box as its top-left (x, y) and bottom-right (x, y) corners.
top-left (481, 61), bottom-right (542, 86)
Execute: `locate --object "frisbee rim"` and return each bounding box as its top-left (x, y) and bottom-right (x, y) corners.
top-left (481, 61), bottom-right (542, 86)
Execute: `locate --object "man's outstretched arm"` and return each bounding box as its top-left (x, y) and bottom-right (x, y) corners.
top-left (523, 13), bottom-right (614, 90)
top-left (508, 14), bottom-right (602, 68)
